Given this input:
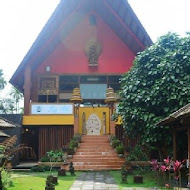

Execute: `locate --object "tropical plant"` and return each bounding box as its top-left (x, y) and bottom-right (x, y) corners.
top-left (126, 144), bottom-right (149, 161)
top-left (47, 150), bottom-right (66, 171)
top-left (9, 86), bottom-right (23, 114)
top-left (119, 32), bottom-right (190, 155)
top-left (0, 69), bottom-right (6, 90)
top-left (0, 135), bottom-right (36, 189)
top-left (150, 157), bottom-right (185, 186)
top-left (116, 144), bottom-right (124, 154)
top-left (112, 139), bottom-right (120, 148)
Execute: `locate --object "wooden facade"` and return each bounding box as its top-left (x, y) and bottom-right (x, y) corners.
top-left (39, 126), bottom-right (73, 159)
top-left (10, 0), bottom-right (152, 160)
top-left (158, 103), bottom-right (190, 184)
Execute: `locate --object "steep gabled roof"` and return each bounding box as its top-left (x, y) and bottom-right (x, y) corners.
top-left (10, 0), bottom-right (152, 91)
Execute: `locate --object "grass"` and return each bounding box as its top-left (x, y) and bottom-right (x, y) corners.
top-left (110, 170), bottom-right (162, 188)
top-left (8, 171), bottom-right (80, 190)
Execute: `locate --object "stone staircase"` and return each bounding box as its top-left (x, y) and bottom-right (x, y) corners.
top-left (70, 135), bottom-right (125, 170)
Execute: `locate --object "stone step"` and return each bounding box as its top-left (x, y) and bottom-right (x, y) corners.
top-left (72, 155), bottom-right (120, 159)
top-left (72, 157), bottom-right (124, 162)
top-left (75, 152), bottom-right (116, 155)
top-left (73, 165), bottom-right (122, 170)
top-left (80, 141), bottom-right (109, 143)
top-left (63, 135), bottom-right (124, 171)
top-left (73, 161), bottom-right (124, 166)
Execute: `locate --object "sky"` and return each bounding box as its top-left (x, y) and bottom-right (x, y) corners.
top-left (0, 0), bottom-right (190, 94)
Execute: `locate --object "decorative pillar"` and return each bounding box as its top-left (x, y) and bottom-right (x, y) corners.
top-left (105, 87), bottom-right (117, 135)
top-left (24, 65), bottom-right (31, 115)
top-left (70, 88), bottom-right (83, 134)
top-left (173, 127), bottom-right (177, 160)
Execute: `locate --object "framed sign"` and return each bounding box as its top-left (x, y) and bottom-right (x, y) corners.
top-left (31, 104), bottom-right (73, 115)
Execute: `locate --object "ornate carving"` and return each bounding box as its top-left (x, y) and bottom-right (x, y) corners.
top-left (86, 114), bottom-right (101, 135)
top-left (84, 40), bottom-right (102, 66)
top-left (40, 78), bottom-right (56, 89)
top-left (38, 89), bottom-right (57, 95)
top-left (82, 112), bottom-right (86, 135)
top-left (102, 112), bottom-right (106, 135)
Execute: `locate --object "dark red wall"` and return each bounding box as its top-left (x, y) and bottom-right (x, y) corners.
top-left (37, 13), bottom-right (135, 74)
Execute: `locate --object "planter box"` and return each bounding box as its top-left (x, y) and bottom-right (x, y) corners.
top-left (38, 162), bottom-right (67, 167)
top-left (126, 161), bottom-right (150, 166)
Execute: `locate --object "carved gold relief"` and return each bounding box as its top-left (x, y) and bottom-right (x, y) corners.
top-left (84, 40), bottom-right (102, 66)
top-left (38, 89), bottom-right (57, 95)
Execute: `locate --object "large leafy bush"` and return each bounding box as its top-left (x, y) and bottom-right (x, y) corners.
top-left (119, 33), bottom-right (190, 147)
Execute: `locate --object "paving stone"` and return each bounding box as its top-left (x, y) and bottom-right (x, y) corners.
top-left (70, 171), bottom-right (120, 190)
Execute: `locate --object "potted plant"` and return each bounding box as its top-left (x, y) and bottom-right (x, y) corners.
top-left (116, 144), bottom-right (124, 156)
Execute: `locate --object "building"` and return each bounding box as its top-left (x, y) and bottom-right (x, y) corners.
top-left (10, 0), bottom-right (152, 160)
top-left (158, 103), bottom-right (190, 185)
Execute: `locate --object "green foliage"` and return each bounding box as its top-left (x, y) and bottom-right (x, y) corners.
top-left (31, 166), bottom-right (51, 172)
top-left (2, 170), bottom-right (12, 190)
top-left (40, 155), bottom-right (50, 162)
top-left (67, 148), bottom-right (75, 155)
top-left (112, 139), bottom-right (120, 148)
top-left (109, 135), bottom-right (117, 142)
top-left (47, 150), bottom-right (65, 162)
top-left (126, 144), bottom-right (149, 161)
top-left (119, 32), bottom-right (190, 146)
top-left (72, 133), bottom-right (82, 143)
top-left (67, 134), bottom-right (82, 155)
top-left (68, 139), bottom-right (78, 149)
top-left (116, 144), bottom-right (124, 154)
top-left (0, 69), bottom-right (6, 90)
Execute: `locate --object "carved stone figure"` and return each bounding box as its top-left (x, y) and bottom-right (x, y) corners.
top-left (86, 114), bottom-right (101, 135)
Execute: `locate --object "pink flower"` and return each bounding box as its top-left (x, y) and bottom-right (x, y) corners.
top-left (160, 165), bottom-right (166, 172)
top-left (173, 160), bottom-right (182, 171)
top-left (164, 157), bottom-right (170, 165)
top-left (150, 159), bottom-right (159, 171)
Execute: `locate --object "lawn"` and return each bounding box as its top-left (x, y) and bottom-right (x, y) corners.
top-left (7, 170), bottom-right (162, 190)
top-left (110, 170), bottom-right (161, 188)
top-left (8, 171), bottom-right (80, 190)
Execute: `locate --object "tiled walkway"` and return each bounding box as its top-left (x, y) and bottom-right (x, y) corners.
top-left (70, 171), bottom-right (119, 190)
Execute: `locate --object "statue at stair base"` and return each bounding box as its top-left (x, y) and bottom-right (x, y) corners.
top-left (85, 114), bottom-right (101, 135)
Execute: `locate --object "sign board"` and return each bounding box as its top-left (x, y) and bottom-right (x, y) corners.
top-left (31, 104), bottom-right (73, 115)
top-left (80, 84), bottom-right (107, 99)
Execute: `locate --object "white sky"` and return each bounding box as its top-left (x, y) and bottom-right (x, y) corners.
top-left (0, 0), bottom-right (190, 89)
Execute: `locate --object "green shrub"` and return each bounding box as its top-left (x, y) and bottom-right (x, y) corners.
top-left (31, 165), bottom-right (51, 172)
top-left (2, 169), bottom-right (13, 189)
top-left (109, 135), bottom-right (117, 142)
top-left (112, 139), bottom-right (120, 148)
top-left (126, 144), bottom-right (149, 161)
top-left (69, 139), bottom-right (78, 148)
top-left (72, 133), bottom-right (81, 143)
top-left (116, 144), bottom-right (124, 154)
top-left (40, 155), bottom-right (50, 162)
top-left (67, 148), bottom-right (75, 155)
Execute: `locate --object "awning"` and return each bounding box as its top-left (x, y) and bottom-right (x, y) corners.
top-left (157, 103), bottom-right (190, 126)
